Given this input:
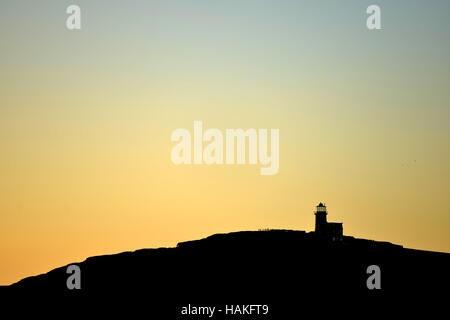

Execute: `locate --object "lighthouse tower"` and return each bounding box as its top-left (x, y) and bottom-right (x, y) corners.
top-left (314, 202), bottom-right (328, 235)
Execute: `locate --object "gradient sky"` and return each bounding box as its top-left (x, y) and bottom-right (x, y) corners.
top-left (1, 0), bottom-right (449, 285)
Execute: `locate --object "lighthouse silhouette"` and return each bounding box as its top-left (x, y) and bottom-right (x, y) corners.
top-left (314, 203), bottom-right (343, 241)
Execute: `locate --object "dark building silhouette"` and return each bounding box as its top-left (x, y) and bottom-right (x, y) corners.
top-left (5, 213), bottom-right (450, 316)
top-left (314, 203), bottom-right (343, 241)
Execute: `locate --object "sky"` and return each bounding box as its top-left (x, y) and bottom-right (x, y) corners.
top-left (1, 0), bottom-right (449, 285)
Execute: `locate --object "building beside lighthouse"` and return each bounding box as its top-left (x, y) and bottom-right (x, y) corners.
top-left (314, 203), bottom-right (343, 241)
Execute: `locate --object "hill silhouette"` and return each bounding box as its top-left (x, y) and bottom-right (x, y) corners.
top-left (3, 230), bottom-right (449, 315)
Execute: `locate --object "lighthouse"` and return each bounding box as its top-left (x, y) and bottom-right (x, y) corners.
top-left (314, 203), bottom-right (343, 241)
top-left (314, 203), bottom-right (328, 235)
